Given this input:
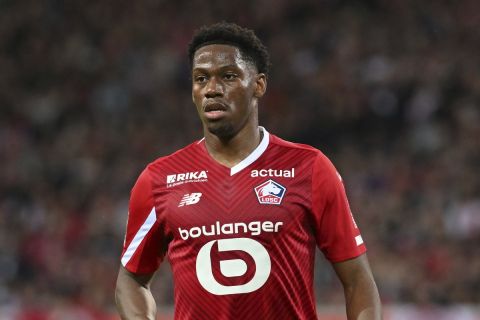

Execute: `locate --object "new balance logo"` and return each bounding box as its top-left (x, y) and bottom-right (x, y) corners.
top-left (178, 193), bottom-right (202, 207)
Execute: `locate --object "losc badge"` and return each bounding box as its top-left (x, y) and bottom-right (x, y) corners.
top-left (254, 180), bottom-right (286, 205)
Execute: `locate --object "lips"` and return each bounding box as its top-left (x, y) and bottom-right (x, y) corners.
top-left (203, 102), bottom-right (228, 112)
top-left (203, 101), bottom-right (228, 120)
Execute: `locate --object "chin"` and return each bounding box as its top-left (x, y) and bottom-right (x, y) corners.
top-left (206, 122), bottom-right (235, 139)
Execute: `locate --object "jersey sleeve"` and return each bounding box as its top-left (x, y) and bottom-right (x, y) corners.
top-left (311, 152), bottom-right (366, 263)
top-left (121, 167), bottom-right (166, 274)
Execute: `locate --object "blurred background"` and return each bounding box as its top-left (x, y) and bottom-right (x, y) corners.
top-left (0, 0), bottom-right (479, 319)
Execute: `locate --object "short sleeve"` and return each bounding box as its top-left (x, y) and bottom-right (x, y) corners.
top-left (311, 153), bottom-right (366, 263)
top-left (121, 168), bottom-right (166, 274)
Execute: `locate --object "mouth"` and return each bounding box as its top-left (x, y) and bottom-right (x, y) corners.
top-left (203, 102), bottom-right (228, 120)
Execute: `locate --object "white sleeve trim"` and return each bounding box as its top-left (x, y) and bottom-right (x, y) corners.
top-left (355, 235), bottom-right (364, 246)
top-left (121, 207), bottom-right (157, 267)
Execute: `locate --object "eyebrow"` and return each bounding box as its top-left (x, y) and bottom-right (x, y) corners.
top-left (192, 64), bottom-right (242, 73)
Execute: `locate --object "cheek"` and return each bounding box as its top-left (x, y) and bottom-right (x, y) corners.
top-left (192, 88), bottom-right (203, 104)
top-left (232, 84), bottom-right (255, 105)
top-left (228, 88), bottom-right (249, 106)
top-left (231, 78), bottom-right (254, 97)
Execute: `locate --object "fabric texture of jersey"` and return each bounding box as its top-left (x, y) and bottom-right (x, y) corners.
top-left (121, 128), bottom-right (366, 320)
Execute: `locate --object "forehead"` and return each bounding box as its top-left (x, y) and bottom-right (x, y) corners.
top-left (193, 44), bottom-right (251, 70)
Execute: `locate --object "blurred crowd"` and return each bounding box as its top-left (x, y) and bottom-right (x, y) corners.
top-left (0, 0), bottom-right (479, 318)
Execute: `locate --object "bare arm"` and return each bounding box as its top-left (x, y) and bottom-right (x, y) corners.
top-left (333, 253), bottom-right (382, 320)
top-left (115, 265), bottom-right (157, 320)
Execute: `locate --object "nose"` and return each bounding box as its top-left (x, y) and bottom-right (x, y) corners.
top-left (205, 77), bottom-right (223, 98)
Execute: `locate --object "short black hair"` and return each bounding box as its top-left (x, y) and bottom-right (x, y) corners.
top-left (188, 22), bottom-right (270, 77)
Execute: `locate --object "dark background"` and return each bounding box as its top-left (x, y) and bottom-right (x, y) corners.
top-left (0, 0), bottom-right (479, 318)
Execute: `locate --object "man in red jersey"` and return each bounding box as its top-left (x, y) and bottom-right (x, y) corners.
top-left (115, 22), bottom-right (382, 320)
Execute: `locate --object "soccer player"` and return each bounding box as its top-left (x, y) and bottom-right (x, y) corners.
top-left (115, 22), bottom-right (382, 320)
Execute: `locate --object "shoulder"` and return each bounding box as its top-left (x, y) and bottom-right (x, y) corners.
top-left (134, 139), bottom-right (205, 188)
top-left (269, 134), bottom-right (331, 164)
top-left (269, 134), bottom-right (340, 179)
top-left (146, 139), bottom-right (204, 170)
top-left (269, 134), bottom-right (318, 152)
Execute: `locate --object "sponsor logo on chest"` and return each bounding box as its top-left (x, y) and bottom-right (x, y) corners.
top-left (250, 168), bottom-right (295, 178)
top-left (166, 170), bottom-right (208, 187)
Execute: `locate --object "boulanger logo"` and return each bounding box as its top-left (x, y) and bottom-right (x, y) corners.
top-left (166, 170), bottom-right (208, 187)
top-left (179, 220), bottom-right (283, 295)
top-left (254, 180), bottom-right (286, 205)
top-left (196, 238), bottom-right (271, 295)
top-left (178, 220), bottom-right (283, 240)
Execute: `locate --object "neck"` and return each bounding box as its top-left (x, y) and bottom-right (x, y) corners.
top-left (203, 122), bottom-right (262, 168)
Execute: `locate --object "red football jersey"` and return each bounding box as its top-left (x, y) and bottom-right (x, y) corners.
top-left (121, 128), bottom-right (366, 320)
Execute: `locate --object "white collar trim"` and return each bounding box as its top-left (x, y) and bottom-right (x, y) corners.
top-left (230, 127), bottom-right (270, 176)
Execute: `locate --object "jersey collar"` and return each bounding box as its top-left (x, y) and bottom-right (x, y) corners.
top-left (230, 127), bottom-right (270, 176)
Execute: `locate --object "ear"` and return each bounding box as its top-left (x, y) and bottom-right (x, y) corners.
top-left (254, 73), bottom-right (267, 98)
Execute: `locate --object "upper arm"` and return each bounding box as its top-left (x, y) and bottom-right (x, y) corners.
top-left (332, 253), bottom-right (375, 289)
top-left (117, 265), bottom-right (155, 289)
top-left (115, 265), bottom-right (158, 320)
top-left (332, 254), bottom-right (382, 320)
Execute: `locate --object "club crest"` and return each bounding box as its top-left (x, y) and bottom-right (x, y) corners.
top-left (254, 180), bottom-right (286, 205)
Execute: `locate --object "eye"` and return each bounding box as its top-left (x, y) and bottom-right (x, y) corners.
top-left (223, 73), bottom-right (238, 80)
top-left (194, 75), bottom-right (207, 83)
